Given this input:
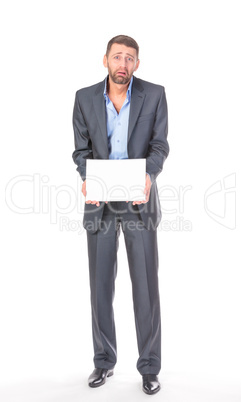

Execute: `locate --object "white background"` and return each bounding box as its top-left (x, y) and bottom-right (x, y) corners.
top-left (0, 1), bottom-right (240, 401)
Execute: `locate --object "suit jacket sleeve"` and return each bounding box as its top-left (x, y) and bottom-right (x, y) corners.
top-left (72, 91), bottom-right (93, 181)
top-left (145, 87), bottom-right (169, 182)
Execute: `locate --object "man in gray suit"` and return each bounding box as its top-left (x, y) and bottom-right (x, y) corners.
top-left (72, 35), bottom-right (169, 395)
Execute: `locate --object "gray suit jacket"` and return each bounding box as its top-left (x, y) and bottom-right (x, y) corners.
top-left (72, 76), bottom-right (169, 233)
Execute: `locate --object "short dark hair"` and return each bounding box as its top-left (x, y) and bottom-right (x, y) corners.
top-left (106, 35), bottom-right (139, 59)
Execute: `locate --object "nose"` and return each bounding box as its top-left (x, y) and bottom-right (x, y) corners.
top-left (119, 57), bottom-right (128, 68)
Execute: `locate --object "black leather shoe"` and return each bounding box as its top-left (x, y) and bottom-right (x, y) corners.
top-left (88, 368), bottom-right (114, 388)
top-left (142, 374), bottom-right (161, 395)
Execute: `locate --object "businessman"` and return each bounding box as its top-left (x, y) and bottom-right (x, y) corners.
top-left (72, 35), bottom-right (169, 395)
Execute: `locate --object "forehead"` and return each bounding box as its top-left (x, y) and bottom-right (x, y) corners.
top-left (108, 43), bottom-right (137, 58)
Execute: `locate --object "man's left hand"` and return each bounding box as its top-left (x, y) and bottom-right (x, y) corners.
top-left (132, 174), bottom-right (152, 205)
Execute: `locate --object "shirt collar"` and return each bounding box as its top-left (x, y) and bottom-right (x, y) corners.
top-left (103, 76), bottom-right (133, 102)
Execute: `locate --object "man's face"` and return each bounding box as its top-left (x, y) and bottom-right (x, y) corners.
top-left (103, 43), bottom-right (140, 85)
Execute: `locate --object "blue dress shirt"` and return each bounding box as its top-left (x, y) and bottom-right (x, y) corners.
top-left (103, 76), bottom-right (133, 160)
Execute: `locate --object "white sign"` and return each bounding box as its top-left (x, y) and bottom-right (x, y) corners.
top-left (86, 159), bottom-right (146, 201)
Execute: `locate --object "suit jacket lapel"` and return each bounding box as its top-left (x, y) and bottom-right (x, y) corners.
top-left (93, 80), bottom-right (109, 157)
top-left (128, 77), bottom-right (145, 142)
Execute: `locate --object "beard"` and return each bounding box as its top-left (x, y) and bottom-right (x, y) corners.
top-left (108, 67), bottom-right (133, 85)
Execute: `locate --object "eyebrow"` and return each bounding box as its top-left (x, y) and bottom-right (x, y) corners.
top-left (112, 52), bottom-right (135, 58)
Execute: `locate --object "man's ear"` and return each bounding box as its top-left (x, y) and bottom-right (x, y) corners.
top-left (103, 54), bottom-right (107, 68)
top-left (134, 59), bottom-right (140, 72)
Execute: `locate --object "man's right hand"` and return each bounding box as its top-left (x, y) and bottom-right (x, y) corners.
top-left (82, 180), bottom-right (100, 207)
